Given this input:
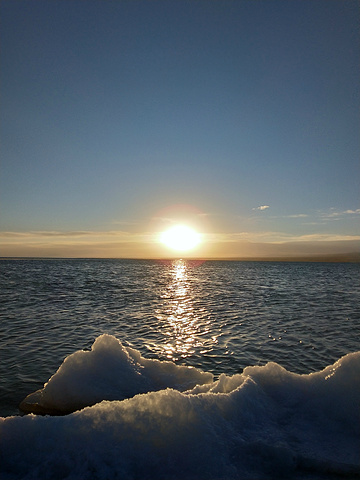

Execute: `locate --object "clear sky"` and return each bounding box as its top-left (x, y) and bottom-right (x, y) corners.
top-left (1, 0), bottom-right (359, 259)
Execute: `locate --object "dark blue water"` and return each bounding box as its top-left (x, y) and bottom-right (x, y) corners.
top-left (1, 258), bottom-right (359, 417)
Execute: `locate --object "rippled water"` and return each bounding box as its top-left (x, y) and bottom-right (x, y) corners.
top-left (1, 258), bottom-right (359, 416)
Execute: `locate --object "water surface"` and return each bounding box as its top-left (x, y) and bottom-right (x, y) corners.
top-left (1, 258), bottom-right (359, 416)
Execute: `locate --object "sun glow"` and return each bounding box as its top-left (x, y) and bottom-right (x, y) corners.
top-left (160, 225), bottom-right (201, 252)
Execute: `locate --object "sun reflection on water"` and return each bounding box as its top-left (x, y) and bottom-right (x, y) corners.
top-left (154, 259), bottom-right (212, 362)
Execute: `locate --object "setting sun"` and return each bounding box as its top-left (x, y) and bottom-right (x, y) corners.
top-left (160, 225), bottom-right (201, 252)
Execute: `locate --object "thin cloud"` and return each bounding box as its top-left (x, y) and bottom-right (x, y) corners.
top-left (293, 233), bottom-right (360, 242)
top-left (111, 220), bottom-right (139, 226)
top-left (345, 209), bottom-right (360, 214)
top-left (152, 216), bottom-right (177, 224)
top-left (271, 208), bottom-right (359, 222)
top-left (0, 231), bottom-right (91, 238)
top-left (0, 230), bottom-right (135, 240)
top-left (252, 205), bottom-right (270, 211)
top-left (152, 212), bottom-right (210, 223)
top-left (205, 231), bottom-right (360, 244)
top-left (321, 208), bottom-right (360, 219)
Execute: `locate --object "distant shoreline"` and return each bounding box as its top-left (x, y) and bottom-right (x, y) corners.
top-left (1, 253), bottom-right (359, 263)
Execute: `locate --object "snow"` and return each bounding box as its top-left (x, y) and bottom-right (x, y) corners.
top-left (1, 334), bottom-right (359, 480)
top-left (19, 334), bottom-right (214, 414)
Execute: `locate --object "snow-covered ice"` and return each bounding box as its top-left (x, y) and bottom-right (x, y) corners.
top-left (19, 334), bottom-right (213, 414)
top-left (1, 334), bottom-right (359, 480)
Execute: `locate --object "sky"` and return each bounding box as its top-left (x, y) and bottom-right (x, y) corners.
top-left (1, 0), bottom-right (359, 259)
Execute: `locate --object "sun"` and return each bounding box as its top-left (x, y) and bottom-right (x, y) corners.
top-left (160, 225), bottom-right (202, 252)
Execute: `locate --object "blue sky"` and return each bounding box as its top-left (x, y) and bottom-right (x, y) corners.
top-left (1, 0), bottom-right (359, 258)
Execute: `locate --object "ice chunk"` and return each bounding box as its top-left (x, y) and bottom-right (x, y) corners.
top-left (19, 334), bottom-right (213, 414)
top-left (5, 337), bottom-right (359, 479)
top-left (0, 350), bottom-right (358, 479)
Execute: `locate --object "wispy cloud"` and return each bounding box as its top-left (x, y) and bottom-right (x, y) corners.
top-left (0, 231), bottom-right (92, 238)
top-left (151, 216), bottom-right (178, 224)
top-left (1, 230), bottom-right (128, 236)
top-left (321, 208), bottom-right (360, 219)
top-left (0, 230), bottom-right (159, 258)
top-left (252, 205), bottom-right (270, 211)
top-left (289, 233), bottom-right (360, 242)
top-left (345, 209), bottom-right (360, 214)
top-left (152, 212), bottom-right (210, 224)
top-left (0, 230), bottom-right (146, 242)
top-left (269, 208), bottom-right (359, 223)
top-left (111, 220), bottom-right (139, 226)
top-left (205, 231), bottom-right (360, 244)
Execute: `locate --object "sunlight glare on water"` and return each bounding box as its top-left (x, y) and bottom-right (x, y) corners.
top-left (153, 260), bottom-right (213, 361)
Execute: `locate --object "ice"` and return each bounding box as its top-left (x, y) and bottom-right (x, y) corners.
top-left (19, 334), bottom-right (214, 414)
top-left (1, 335), bottom-right (359, 480)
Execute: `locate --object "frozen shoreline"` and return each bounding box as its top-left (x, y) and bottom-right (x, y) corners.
top-left (1, 335), bottom-right (359, 479)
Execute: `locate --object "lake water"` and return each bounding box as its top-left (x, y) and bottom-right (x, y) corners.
top-left (1, 258), bottom-right (359, 416)
top-left (1, 259), bottom-right (359, 479)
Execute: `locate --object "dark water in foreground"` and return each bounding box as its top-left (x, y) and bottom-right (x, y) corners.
top-left (1, 258), bottom-right (359, 417)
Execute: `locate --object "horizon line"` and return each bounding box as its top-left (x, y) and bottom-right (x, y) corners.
top-left (1, 252), bottom-right (359, 263)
